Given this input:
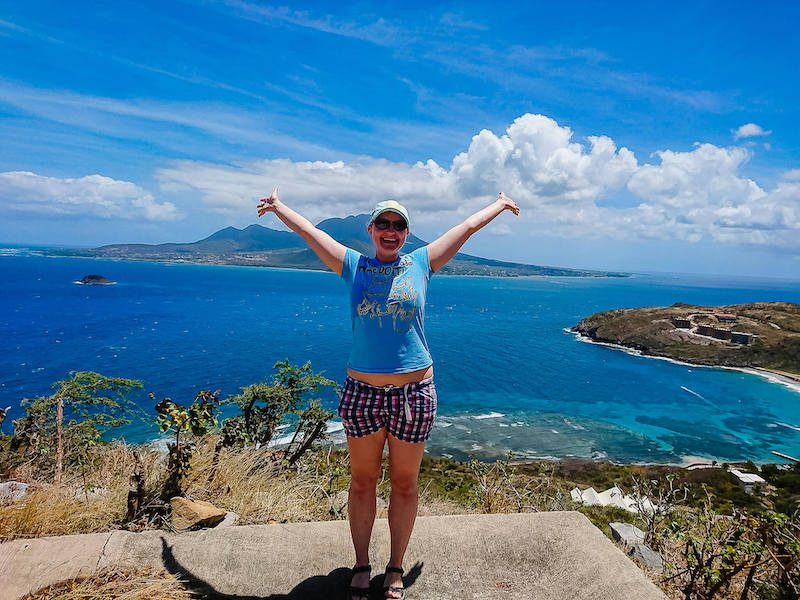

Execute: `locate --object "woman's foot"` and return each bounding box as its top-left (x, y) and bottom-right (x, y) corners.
top-left (348, 564), bottom-right (371, 600)
top-left (383, 565), bottom-right (405, 599)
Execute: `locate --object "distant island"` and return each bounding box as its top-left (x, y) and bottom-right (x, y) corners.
top-left (76, 274), bottom-right (114, 285)
top-left (572, 302), bottom-right (800, 381)
top-left (47, 214), bottom-right (628, 278)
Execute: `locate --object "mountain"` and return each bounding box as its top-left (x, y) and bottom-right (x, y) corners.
top-left (53, 214), bottom-right (627, 277)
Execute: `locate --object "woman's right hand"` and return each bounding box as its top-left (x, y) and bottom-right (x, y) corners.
top-left (257, 188), bottom-right (280, 217)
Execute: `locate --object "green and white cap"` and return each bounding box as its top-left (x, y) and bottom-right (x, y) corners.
top-left (370, 200), bottom-right (410, 228)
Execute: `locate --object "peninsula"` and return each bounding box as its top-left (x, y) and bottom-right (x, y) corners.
top-left (572, 302), bottom-right (800, 380)
top-left (47, 214), bottom-right (628, 278)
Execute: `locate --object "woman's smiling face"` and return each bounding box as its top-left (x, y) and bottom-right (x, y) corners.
top-left (368, 211), bottom-right (409, 262)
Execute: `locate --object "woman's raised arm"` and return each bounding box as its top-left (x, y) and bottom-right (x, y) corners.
top-left (427, 192), bottom-right (519, 273)
top-left (257, 189), bottom-right (347, 275)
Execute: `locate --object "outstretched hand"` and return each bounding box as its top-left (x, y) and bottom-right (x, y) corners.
top-left (497, 192), bottom-right (520, 216)
top-left (257, 188), bottom-right (280, 217)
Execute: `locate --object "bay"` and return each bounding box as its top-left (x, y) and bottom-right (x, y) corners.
top-left (2, 250), bottom-right (799, 465)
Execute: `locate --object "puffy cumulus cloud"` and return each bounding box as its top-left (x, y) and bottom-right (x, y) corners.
top-left (626, 145), bottom-right (800, 249)
top-left (155, 113), bottom-right (800, 252)
top-left (628, 144), bottom-right (763, 210)
top-left (733, 122), bottom-right (771, 139)
top-left (0, 171), bottom-right (180, 221)
top-left (157, 114), bottom-right (637, 224)
top-left (451, 114), bottom-right (637, 205)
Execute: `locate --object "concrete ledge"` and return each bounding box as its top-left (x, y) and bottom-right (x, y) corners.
top-left (0, 511), bottom-right (667, 599)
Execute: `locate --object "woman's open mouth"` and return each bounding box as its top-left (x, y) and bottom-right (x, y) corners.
top-left (380, 237), bottom-right (400, 249)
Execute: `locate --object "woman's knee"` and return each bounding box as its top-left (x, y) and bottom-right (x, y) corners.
top-left (390, 471), bottom-right (419, 497)
top-left (350, 469), bottom-right (379, 493)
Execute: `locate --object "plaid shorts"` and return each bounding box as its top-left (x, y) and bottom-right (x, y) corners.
top-left (338, 376), bottom-right (437, 444)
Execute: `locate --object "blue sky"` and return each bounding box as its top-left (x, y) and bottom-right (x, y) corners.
top-left (1, 1), bottom-right (799, 277)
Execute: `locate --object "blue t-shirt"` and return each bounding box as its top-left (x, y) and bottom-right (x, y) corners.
top-left (341, 246), bottom-right (433, 373)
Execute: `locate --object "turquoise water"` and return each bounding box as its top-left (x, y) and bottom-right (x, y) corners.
top-left (2, 250), bottom-right (799, 464)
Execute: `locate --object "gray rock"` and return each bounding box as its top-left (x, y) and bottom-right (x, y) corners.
top-left (215, 511), bottom-right (240, 528)
top-left (330, 490), bottom-right (349, 514)
top-left (629, 543), bottom-right (664, 572)
top-left (610, 522), bottom-right (645, 546)
top-left (0, 481), bottom-right (29, 505)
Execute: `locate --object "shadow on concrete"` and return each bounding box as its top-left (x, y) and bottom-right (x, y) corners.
top-left (159, 536), bottom-right (423, 599)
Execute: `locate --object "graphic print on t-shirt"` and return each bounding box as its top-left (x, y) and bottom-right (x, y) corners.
top-left (356, 255), bottom-right (418, 332)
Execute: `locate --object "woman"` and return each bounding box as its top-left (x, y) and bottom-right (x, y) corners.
top-left (257, 190), bottom-right (519, 599)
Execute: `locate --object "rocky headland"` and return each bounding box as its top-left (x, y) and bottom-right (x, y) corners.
top-left (572, 301), bottom-right (800, 380)
top-left (76, 274), bottom-right (115, 285)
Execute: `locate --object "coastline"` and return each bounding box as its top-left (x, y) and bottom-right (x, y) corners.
top-left (2, 246), bottom-right (627, 279)
top-left (568, 328), bottom-right (800, 395)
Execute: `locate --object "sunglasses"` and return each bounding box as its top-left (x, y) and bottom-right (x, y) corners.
top-left (373, 218), bottom-right (408, 232)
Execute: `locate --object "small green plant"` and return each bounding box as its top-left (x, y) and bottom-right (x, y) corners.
top-left (467, 453), bottom-right (564, 513)
top-left (9, 371), bottom-right (141, 483)
top-left (629, 471), bottom-right (689, 548)
top-left (154, 389), bottom-right (220, 499)
top-left (209, 361), bottom-right (337, 479)
top-left (663, 485), bottom-right (767, 599)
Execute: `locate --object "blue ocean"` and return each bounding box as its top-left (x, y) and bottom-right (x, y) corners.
top-left (3, 249), bottom-right (800, 465)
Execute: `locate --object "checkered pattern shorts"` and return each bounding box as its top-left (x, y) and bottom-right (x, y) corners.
top-left (338, 376), bottom-right (437, 444)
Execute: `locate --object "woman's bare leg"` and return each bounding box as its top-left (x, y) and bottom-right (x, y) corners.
top-left (385, 434), bottom-right (426, 597)
top-left (347, 429), bottom-right (387, 593)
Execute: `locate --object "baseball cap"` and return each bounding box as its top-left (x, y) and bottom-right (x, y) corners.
top-left (370, 200), bottom-right (410, 228)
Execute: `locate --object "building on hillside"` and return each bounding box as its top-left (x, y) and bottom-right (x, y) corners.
top-left (672, 318), bottom-right (691, 329)
top-left (696, 325), bottom-right (732, 340)
top-left (730, 332), bottom-right (755, 345)
top-left (712, 328), bottom-right (732, 341)
top-left (570, 486), bottom-right (655, 514)
top-left (715, 313), bottom-right (738, 322)
top-left (730, 468), bottom-right (766, 494)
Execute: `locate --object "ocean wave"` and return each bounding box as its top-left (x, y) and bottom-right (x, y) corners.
top-left (775, 422), bottom-right (800, 432)
top-left (472, 412), bottom-right (505, 420)
top-left (267, 420), bottom-right (345, 447)
top-left (519, 452), bottom-right (560, 461)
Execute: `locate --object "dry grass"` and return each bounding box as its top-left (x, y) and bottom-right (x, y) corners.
top-left (1, 444), bottom-right (165, 541)
top-left (182, 438), bottom-right (346, 523)
top-left (21, 567), bottom-right (194, 600)
top-left (1, 438), bottom-right (357, 540)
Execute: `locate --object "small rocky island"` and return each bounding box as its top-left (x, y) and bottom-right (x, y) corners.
top-left (572, 302), bottom-right (800, 379)
top-left (77, 274), bottom-right (115, 285)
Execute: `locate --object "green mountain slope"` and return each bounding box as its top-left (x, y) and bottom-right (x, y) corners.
top-left (55, 214), bottom-right (627, 277)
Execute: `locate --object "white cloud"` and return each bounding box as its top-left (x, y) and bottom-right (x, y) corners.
top-left (0, 171), bottom-right (180, 221)
top-left (488, 223), bottom-right (511, 235)
top-left (624, 145), bottom-right (799, 249)
top-left (733, 123), bottom-right (771, 139)
top-left (155, 113), bottom-right (800, 252)
top-left (450, 115), bottom-right (638, 205)
top-left (222, 1), bottom-right (401, 46)
top-left (156, 114), bottom-right (637, 229)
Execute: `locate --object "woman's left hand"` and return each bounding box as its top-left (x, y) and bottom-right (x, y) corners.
top-left (497, 192), bottom-right (520, 216)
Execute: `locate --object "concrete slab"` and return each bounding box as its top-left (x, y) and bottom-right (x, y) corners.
top-left (0, 531), bottom-right (112, 598)
top-left (1, 511), bottom-right (668, 600)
